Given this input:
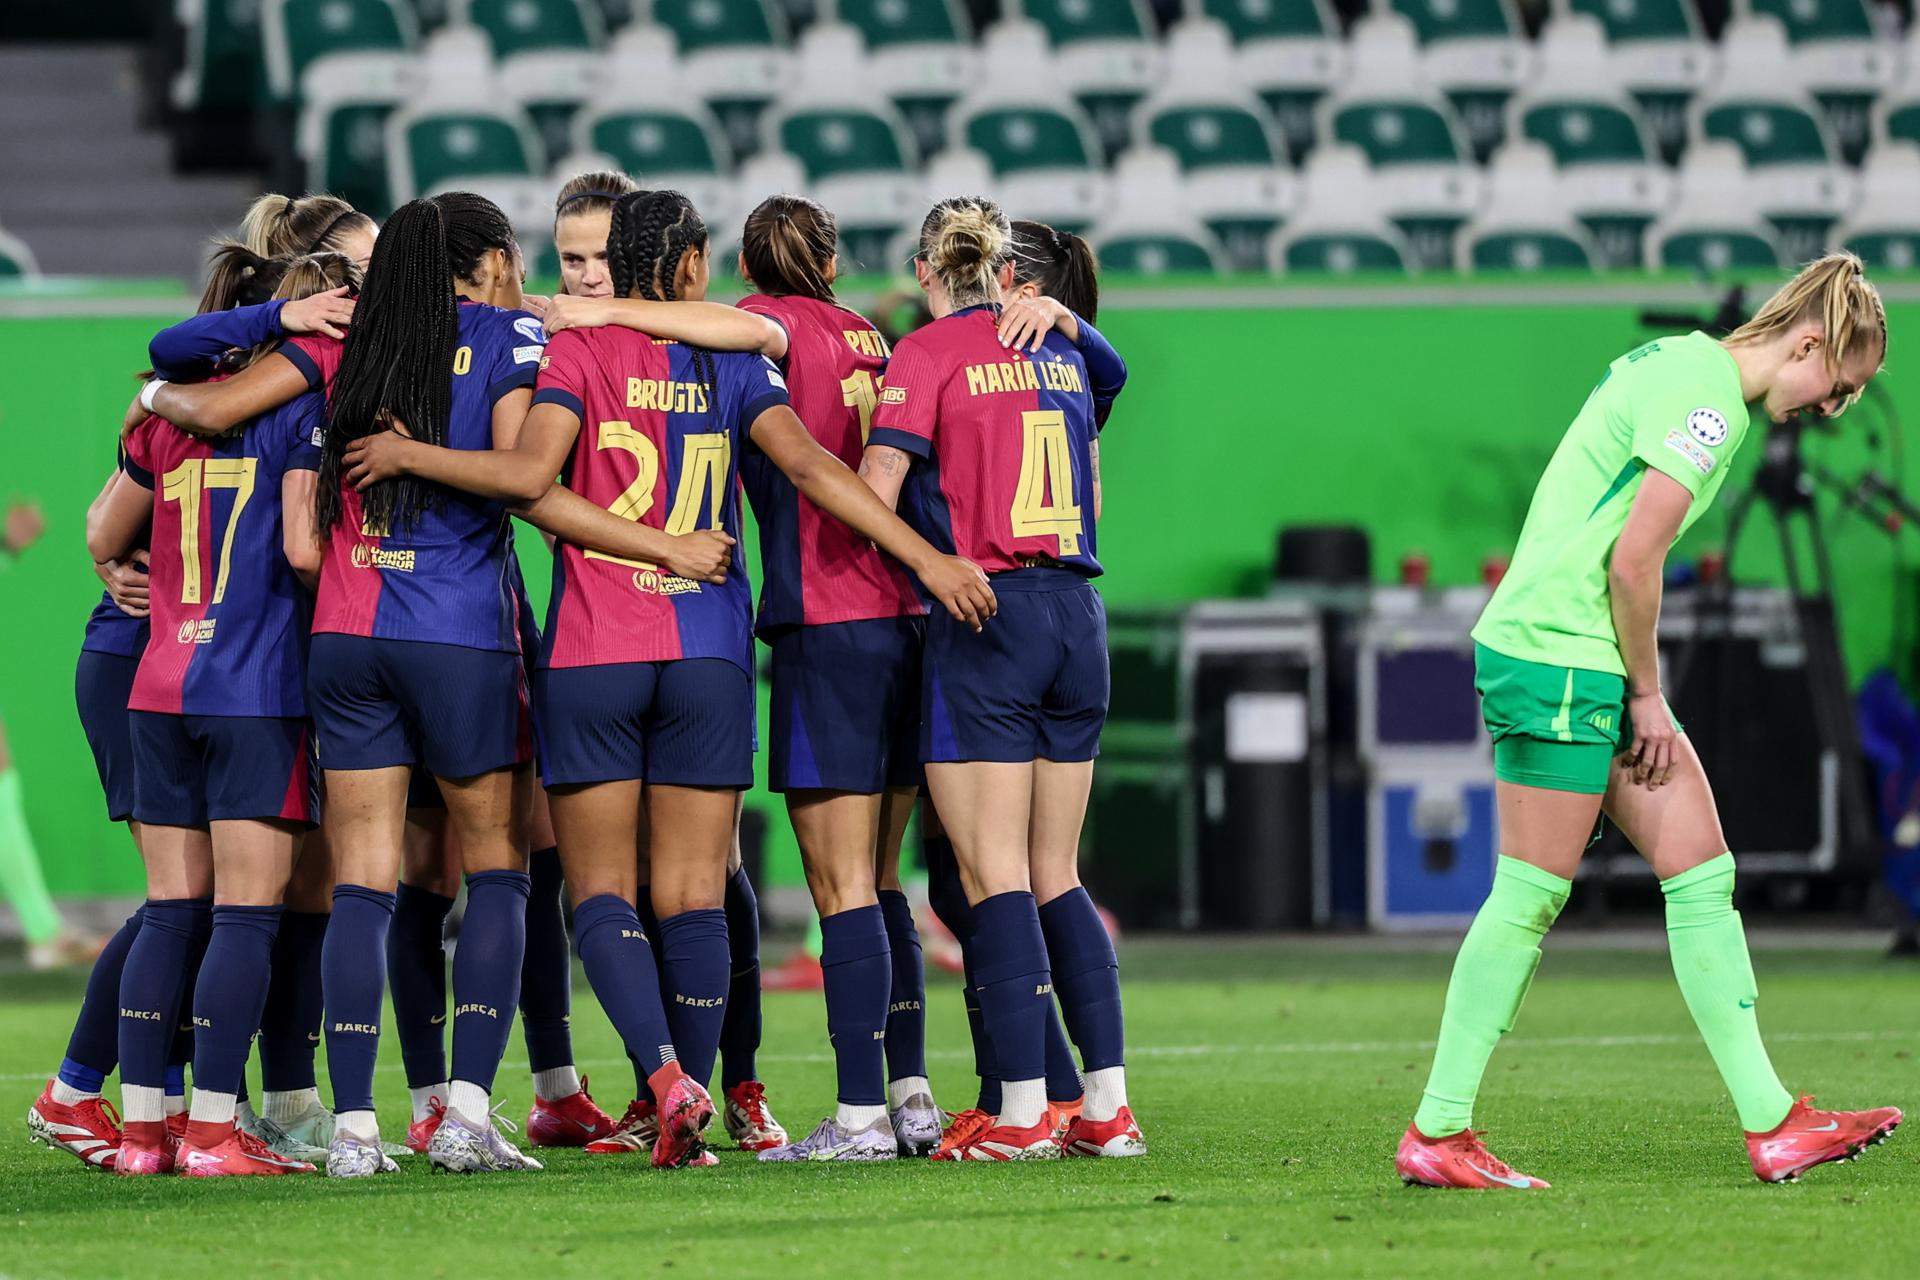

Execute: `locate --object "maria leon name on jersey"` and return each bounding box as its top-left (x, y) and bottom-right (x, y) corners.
top-left (626, 377), bottom-right (710, 413)
top-left (964, 357), bottom-right (1085, 397)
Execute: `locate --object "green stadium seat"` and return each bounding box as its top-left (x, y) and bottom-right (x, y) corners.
top-left (1274, 230), bottom-right (1413, 276)
top-left (649, 0), bottom-right (790, 161)
top-left (575, 103), bottom-right (730, 176)
top-left (771, 103), bottom-right (917, 181)
top-left (1196, 0), bottom-right (1329, 42)
top-left (1186, 3), bottom-right (1342, 163)
top-left (173, 0), bottom-right (271, 111)
top-left (301, 96), bottom-right (403, 217)
top-left (1557, 0), bottom-right (1713, 164)
top-left (386, 102), bottom-right (543, 204)
top-left (832, 0), bottom-right (975, 157)
top-left (1327, 98), bottom-right (1468, 166)
top-left (1566, 0), bottom-right (1694, 40)
top-left (957, 100), bottom-right (1102, 176)
top-left (1835, 144), bottom-right (1920, 273)
top-left (1000, 4), bottom-right (1160, 161)
top-left (465, 0), bottom-right (598, 56)
top-left (1378, 3), bottom-right (1529, 162)
top-left (1465, 228), bottom-right (1596, 273)
top-left (1746, 0), bottom-right (1872, 43)
top-left (1392, 0), bottom-right (1514, 42)
top-left (1143, 99), bottom-right (1281, 171)
top-left (1093, 229), bottom-right (1227, 276)
top-left (1517, 98), bottom-right (1652, 166)
top-left (1738, 5), bottom-right (1895, 164)
top-left (1018, 0), bottom-right (1151, 44)
top-left (651, 0), bottom-right (783, 54)
top-left (1655, 228), bottom-right (1782, 273)
top-left (1110, 145), bottom-right (1289, 273)
top-left (1842, 231), bottom-right (1920, 273)
top-left (1698, 99), bottom-right (1833, 166)
top-left (0, 227), bottom-right (39, 278)
top-left (262, 0), bottom-right (415, 104)
top-left (1881, 97), bottom-right (1920, 149)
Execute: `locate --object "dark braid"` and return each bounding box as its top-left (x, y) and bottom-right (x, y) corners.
top-left (607, 189), bottom-right (717, 401)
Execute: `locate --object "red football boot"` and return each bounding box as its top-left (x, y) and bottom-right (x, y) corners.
top-left (586, 1098), bottom-right (659, 1154)
top-left (930, 1108), bottom-right (995, 1161)
top-left (1061, 1106), bottom-right (1146, 1158)
top-left (1396, 1124), bottom-right (1549, 1189)
top-left (1046, 1096), bottom-right (1083, 1144)
top-left (652, 1075), bottom-right (716, 1169)
top-left (406, 1097), bottom-right (446, 1155)
top-left (953, 1115), bottom-right (1060, 1161)
top-left (527, 1075), bottom-right (616, 1148)
top-left (177, 1120), bottom-right (314, 1176)
top-left (1747, 1096), bottom-right (1902, 1183)
top-left (27, 1081), bottom-right (122, 1170)
top-left (723, 1081), bottom-right (787, 1152)
top-left (114, 1119), bottom-right (175, 1176)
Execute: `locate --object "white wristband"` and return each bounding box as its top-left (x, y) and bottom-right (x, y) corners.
top-left (139, 378), bottom-right (167, 414)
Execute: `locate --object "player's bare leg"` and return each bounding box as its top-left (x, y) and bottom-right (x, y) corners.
top-left (1604, 738), bottom-right (1901, 1180)
top-left (925, 761), bottom-right (1057, 1159)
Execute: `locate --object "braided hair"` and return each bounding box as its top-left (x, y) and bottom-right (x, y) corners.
top-left (318, 192), bottom-right (518, 537)
top-left (608, 189), bottom-right (718, 402)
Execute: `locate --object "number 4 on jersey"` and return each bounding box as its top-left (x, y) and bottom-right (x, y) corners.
top-left (1011, 409), bottom-right (1081, 555)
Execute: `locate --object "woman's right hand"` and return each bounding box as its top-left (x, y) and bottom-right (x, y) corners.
top-left (915, 554), bottom-right (997, 632)
top-left (1625, 691), bottom-right (1677, 789)
top-left (279, 286), bottom-right (355, 339)
top-left (95, 549), bottom-right (150, 617)
top-left (663, 530), bottom-right (735, 584)
top-left (541, 293), bottom-right (613, 336)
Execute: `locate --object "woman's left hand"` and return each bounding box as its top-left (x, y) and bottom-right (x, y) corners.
top-left (997, 296), bottom-right (1070, 352)
top-left (344, 419), bottom-right (417, 490)
top-left (520, 293), bottom-right (551, 320)
top-left (541, 293), bottom-right (613, 336)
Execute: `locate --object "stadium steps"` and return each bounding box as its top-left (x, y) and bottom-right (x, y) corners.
top-left (0, 45), bottom-right (257, 282)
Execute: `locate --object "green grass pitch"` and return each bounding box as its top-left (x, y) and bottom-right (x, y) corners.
top-left (1, 937), bottom-right (1914, 1278)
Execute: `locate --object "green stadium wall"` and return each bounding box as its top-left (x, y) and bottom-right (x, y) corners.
top-left (4, 299), bottom-right (1916, 896)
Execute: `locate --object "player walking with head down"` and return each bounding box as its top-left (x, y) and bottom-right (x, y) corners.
top-left (342, 187), bottom-right (994, 1167)
top-left (1397, 253), bottom-right (1902, 1190)
top-left (859, 198), bottom-right (1139, 1161)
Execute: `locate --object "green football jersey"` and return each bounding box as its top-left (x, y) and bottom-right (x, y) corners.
top-left (1472, 331), bottom-right (1752, 676)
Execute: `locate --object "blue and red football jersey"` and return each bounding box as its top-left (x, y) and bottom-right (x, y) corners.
top-left (83, 443), bottom-right (152, 658)
top-left (120, 398), bottom-right (322, 716)
top-left (736, 293), bottom-right (923, 634)
top-left (868, 305), bottom-right (1113, 577)
top-left (313, 303), bottom-right (545, 653)
top-left (531, 327), bottom-right (789, 674)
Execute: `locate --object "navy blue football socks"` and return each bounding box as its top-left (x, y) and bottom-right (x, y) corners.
top-left (258, 909), bottom-right (327, 1093)
top-left (117, 898), bottom-right (206, 1098)
top-left (387, 881), bottom-right (453, 1089)
top-left (719, 866), bottom-right (762, 1090)
top-left (877, 890), bottom-right (928, 1085)
top-left (659, 907), bottom-right (730, 1088)
top-left (820, 905), bottom-right (892, 1106)
top-left (450, 869), bottom-right (529, 1095)
top-left (324, 884), bottom-right (395, 1115)
top-left (58, 906), bottom-right (142, 1093)
top-left (968, 892), bottom-right (1053, 1089)
top-left (519, 847), bottom-right (574, 1075)
top-left (1041, 886), bottom-right (1124, 1075)
top-left (573, 894), bottom-right (677, 1077)
top-left (190, 904), bottom-right (283, 1098)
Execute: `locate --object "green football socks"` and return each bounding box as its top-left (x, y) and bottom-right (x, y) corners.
top-left (1661, 853), bottom-right (1794, 1132)
top-left (1414, 856), bottom-right (1572, 1138)
top-left (0, 766), bottom-right (62, 945)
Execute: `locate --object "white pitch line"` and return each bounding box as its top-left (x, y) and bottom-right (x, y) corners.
top-left (1, 1029), bottom-right (1907, 1085)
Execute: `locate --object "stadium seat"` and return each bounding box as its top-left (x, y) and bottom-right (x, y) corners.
top-left (1142, 96), bottom-right (1282, 172)
top-left (769, 101), bottom-right (917, 182)
top-left (1273, 145), bottom-right (1416, 275)
top-left (1507, 78), bottom-right (1669, 271)
top-left (1648, 142), bottom-right (1785, 273)
top-left (1323, 87), bottom-right (1478, 271)
top-left (1183, 1), bottom-right (1345, 163)
top-left (1006, 2), bottom-right (1162, 161)
top-left (1730, 9), bottom-right (1891, 163)
top-left (386, 99), bottom-right (544, 205)
top-left (1555, 0), bottom-right (1715, 163)
top-left (462, 0), bottom-right (607, 172)
top-left (300, 87), bottom-right (407, 217)
top-left (1273, 226), bottom-right (1415, 275)
top-left (1837, 142), bottom-right (1920, 272)
top-left (648, 0), bottom-right (791, 160)
top-left (954, 97), bottom-right (1103, 177)
top-left (0, 226), bottom-right (39, 278)
top-left (1093, 225), bottom-right (1229, 276)
top-left (1110, 145), bottom-right (1291, 272)
top-left (173, 0), bottom-right (271, 111)
top-left (262, 0), bottom-right (416, 105)
top-left (1515, 96), bottom-right (1654, 167)
top-left (1135, 90), bottom-right (1288, 270)
top-left (1383, 0), bottom-right (1534, 162)
top-left (829, 0), bottom-right (976, 159)
top-left (573, 101), bottom-right (731, 178)
top-left (1460, 143), bottom-right (1597, 274)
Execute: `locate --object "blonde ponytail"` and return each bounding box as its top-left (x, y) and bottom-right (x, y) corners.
top-left (1727, 252), bottom-right (1888, 382)
top-left (916, 196), bottom-right (1010, 308)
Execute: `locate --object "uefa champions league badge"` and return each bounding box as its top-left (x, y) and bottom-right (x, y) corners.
top-left (1686, 407), bottom-right (1729, 448)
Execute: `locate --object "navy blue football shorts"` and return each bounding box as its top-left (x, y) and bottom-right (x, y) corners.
top-left (768, 616), bottom-right (924, 794)
top-left (130, 712), bottom-right (313, 827)
top-left (75, 650), bottom-right (140, 822)
top-left (921, 569), bottom-right (1108, 765)
top-left (534, 657), bottom-right (753, 788)
top-left (307, 634), bottom-right (530, 779)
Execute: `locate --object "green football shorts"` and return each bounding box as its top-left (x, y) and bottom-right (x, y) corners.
top-left (1473, 643), bottom-right (1679, 795)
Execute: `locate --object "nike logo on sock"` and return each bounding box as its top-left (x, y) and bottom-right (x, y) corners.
top-left (429, 1014), bottom-right (446, 1025)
